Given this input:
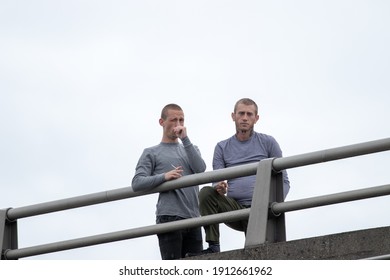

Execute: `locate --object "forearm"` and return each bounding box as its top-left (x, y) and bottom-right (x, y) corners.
top-left (211, 143), bottom-right (226, 185)
top-left (131, 151), bottom-right (166, 192)
top-left (132, 172), bottom-right (165, 192)
top-left (182, 136), bottom-right (206, 173)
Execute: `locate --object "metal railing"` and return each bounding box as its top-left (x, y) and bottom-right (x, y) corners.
top-left (1, 137), bottom-right (390, 260)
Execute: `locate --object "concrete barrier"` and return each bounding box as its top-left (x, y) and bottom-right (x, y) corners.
top-left (188, 226), bottom-right (390, 260)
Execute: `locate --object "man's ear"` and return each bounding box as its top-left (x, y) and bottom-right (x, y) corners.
top-left (254, 114), bottom-right (260, 124)
top-left (159, 118), bottom-right (164, 127)
top-left (231, 112), bottom-right (235, 122)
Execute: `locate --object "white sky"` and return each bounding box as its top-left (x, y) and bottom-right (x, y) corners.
top-left (1, 0), bottom-right (389, 260)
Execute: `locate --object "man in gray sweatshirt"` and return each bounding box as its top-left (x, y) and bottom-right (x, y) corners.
top-left (132, 103), bottom-right (206, 260)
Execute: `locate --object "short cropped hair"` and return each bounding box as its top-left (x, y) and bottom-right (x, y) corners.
top-left (234, 98), bottom-right (258, 115)
top-left (161, 103), bottom-right (183, 119)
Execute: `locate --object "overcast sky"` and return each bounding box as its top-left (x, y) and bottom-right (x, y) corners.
top-left (1, 1), bottom-right (389, 260)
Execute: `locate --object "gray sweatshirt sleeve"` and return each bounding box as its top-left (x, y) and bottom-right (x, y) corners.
top-left (131, 137), bottom-right (206, 193)
top-left (181, 136), bottom-right (207, 173)
top-left (131, 149), bottom-right (165, 192)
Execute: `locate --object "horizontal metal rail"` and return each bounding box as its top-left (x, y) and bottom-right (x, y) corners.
top-left (272, 137), bottom-right (390, 171)
top-left (4, 209), bottom-right (250, 260)
top-left (6, 137), bottom-right (390, 221)
top-left (5, 163), bottom-right (255, 221)
top-left (4, 183), bottom-right (390, 260)
top-left (271, 184), bottom-right (390, 215)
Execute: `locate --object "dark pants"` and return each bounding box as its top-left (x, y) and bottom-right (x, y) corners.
top-left (199, 186), bottom-right (250, 243)
top-left (156, 215), bottom-right (203, 260)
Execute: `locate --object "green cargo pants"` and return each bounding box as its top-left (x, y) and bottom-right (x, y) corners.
top-left (199, 186), bottom-right (250, 243)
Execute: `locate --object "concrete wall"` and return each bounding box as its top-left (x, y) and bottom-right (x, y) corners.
top-left (188, 226), bottom-right (390, 260)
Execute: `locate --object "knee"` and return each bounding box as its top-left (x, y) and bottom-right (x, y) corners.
top-left (199, 186), bottom-right (217, 204)
top-left (199, 186), bottom-right (219, 216)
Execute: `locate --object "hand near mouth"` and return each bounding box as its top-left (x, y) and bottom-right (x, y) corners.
top-left (173, 126), bottom-right (187, 139)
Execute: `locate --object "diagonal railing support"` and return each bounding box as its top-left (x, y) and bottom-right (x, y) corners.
top-left (0, 209), bottom-right (18, 260)
top-left (244, 158), bottom-right (286, 248)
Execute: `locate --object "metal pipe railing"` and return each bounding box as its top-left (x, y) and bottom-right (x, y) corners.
top-left (271, 184), bottom-right (390, 214)
top-left (272, 137), bottom-right (390, 171)
top-left (5, 163), bottom-right (256, 221)
top-left (2, 137), bottom-right (390, 260)
top-left (4, 209), bottom-right (250, 260)
top-left (5, 182), bottom-right (390, 260)
top-left (6, 137), bottom-right (390, 221)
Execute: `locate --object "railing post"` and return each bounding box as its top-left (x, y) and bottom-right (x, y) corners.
top-left (267, 170), bottom-right (286, 243)
top-left (244, 158), bottom-right (286, 248)
top-left (1, 209), bottom-right (18, 260)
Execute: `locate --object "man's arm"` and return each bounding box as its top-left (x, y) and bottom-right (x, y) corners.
top-left (131, 150), bottom-right (165, 192)
top-left (182, 136), bottom-right (206, 173)
top-left (211, 142), bottom-right (228, 195)
top-left (131, 149), bottom-right (184, 192)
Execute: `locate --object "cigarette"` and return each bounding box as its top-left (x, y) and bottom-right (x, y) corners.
top-left (171, 164), bottom-right (177, 169)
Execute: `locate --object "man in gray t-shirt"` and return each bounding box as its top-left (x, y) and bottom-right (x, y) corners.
top-left (132, 103), bottom-right (206, 260)
top-left (197, 98), bottom-right (290, 255)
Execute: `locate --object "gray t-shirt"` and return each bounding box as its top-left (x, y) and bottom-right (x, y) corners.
top-left (213, 132), bottom-right (290, 206)
top-left (132, 136), bottom-right (206, 218)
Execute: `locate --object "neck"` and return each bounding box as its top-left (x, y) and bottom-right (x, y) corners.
top-left (161, 136), bottom-right (179, 143)
top-left (235, 130), bottom-right (253, 141)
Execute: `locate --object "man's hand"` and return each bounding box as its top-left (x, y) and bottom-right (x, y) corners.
top-left (173, 126), bottom-right (187, 140)
top-left (214, 181), bottom-right (228, 195)
top-left (165, 165), bottom-right (183, 181)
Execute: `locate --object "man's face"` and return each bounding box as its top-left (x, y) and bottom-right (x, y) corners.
top-left (160, 109), bottom-right (184, 140)
top-left (231, 103), bottom-right (259, 133)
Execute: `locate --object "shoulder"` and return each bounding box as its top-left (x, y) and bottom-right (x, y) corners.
top-left (254, 132), bottom-right (277, 142)
top-left (142, 143), bottom-right (160, 152)
top-left (140, 143), bottom-right (164, 156)
top-left (216, 135), bottom-right (236, 148)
